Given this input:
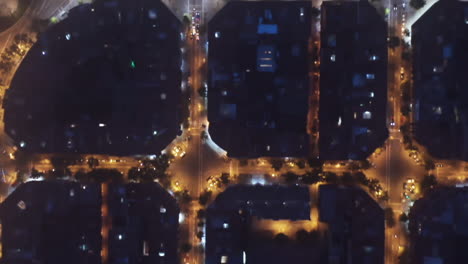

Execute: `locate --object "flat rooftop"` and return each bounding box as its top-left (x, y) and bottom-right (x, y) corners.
top-left (207, 1), bottom-right (311, 158)
top-left (409, 187), bottom-right (468, 264)
top-left (206, 184), bottom-right (312, 264)
top-left (4, 0), bottom-right (182, 155)
top-left (319, 184), bottom-right (384, 264)
top-left (0, 181), bottom-right (102, 264)
top-left (319, 0), bottom-right (388, 160)
top-left (107, 182), bottom-right (179, 264)
top-left (0, 181), bottom-right (179, 264)
top-left (412, 0), bottom-right (468, 160)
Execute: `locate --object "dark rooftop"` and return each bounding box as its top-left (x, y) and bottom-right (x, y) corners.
top-left (207, 1), bottom-right (311, 158)
top-left (107, 182), bottom-right (179, 264)
top-left (409, 187), bottom-right (468, 264)
top-left (319, 184), bottom-right (384, 264)
top-left (0, 181), bottom-right (179, 264)
top-left (0, 181), bottom-right (102, 264)
top-left (206, 184), bottom-right (311, 264)
top-left (412, 0), bottom-right (468, 160)
top-left (319, 0), bottom-right (388, 160)
top-left (3, 0), bottom-right (182, 155)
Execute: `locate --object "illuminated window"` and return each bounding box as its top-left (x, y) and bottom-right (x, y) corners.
top-left (366, 73), bottom-right (375, 80)
top-left (363, 111), bottom-right (372, 119)
top-left (17, 201), bottom-right (26, 210)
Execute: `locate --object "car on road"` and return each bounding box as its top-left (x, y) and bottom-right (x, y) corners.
top-left (311, 125), bottom-right (318, 136)
top-left (390, 118), bottom-right (395, 127)
top-left (403, 178), bottom-right (417, 201)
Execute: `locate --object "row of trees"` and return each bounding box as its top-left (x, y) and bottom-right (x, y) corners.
top-left (279, 169), bottom-right (388, 200)
top-left (27, 154), bottom-right (173, 185)
top-left (128, 154), bottom-right (172, 186)
top-left (410, 0), bottom-right (426, 9)
top-left (0, 33), bottom-right (34, 74)
top-left (30, 167), bottom-right (124, 183)
top-left (401, 81), bottom-right (411, 118)
top-left (268, 158), bottom-right (371, 172)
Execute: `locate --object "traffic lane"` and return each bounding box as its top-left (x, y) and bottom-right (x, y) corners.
top-left (388, 139), bottom-right (426, 202)
top-left (169, 136), bottom-right (227, 192)
top-left (369, 138), bottom-right (425, 202)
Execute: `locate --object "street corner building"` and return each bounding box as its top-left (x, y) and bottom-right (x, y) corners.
top-left (3, 0), bottom-right (184, 156)
top-left (204, 184), bottom-right (384, 264)
top-left (205, 184), bottom-right (312, 264)
top-left (0, 181), bottom-right (180, 264)
top-left (319, 0), bottom-right (388, 160)
top-left (0, 181), bottom-right (102, 264)
top-left (408, 187), bottom-right (468, 264)
top-left (106, 182), bottom-right (180, 264)
top-left (318, 184), bottom-right (385, 264)
top-left (207, 1), bottom-right (312, 158)
top-left (411, 0), bottom-right (468, 160)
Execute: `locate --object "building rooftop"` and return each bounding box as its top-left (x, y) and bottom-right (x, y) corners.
top-left (0, 181), bottom-right (179, 264)
top-left (409, 187), bottom-right (468, 264)
top-left (319, 0), bottom-right (388, 160)
top-left (319, 184), bottom-right (385, 264)
top-left (0, 181), bottom-right (102, 264)
top-left (206, 184), bottom-right (311, 264)
top-left (206, 184), bottom-right (383, 264)
top-left (107, 182), bottom-right (179, 264)
top-left (412, 0), bottom-right (468, 160)
top-left (3, 0), bottom-right (182, 155)
top-left (207, 1), bottom-right (311, 158)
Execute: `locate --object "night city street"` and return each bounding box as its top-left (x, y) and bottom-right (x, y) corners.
top-left (0, 0), bottom-right (467, 263)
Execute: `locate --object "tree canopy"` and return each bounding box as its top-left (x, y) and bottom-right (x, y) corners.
top-left (410, 0), bottom-right (426, 9)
